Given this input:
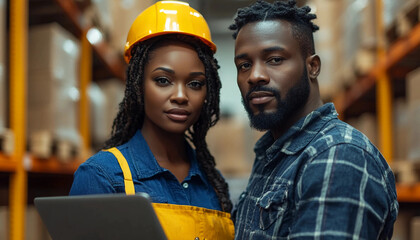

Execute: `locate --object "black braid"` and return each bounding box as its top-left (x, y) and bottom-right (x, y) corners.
top-left (229, 0), bottom-right (319, 57)
top-left (104, 34), bottom-right (232, 213)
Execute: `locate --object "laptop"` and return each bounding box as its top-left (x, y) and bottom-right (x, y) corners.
top-left (34, 193), bottom-right (168, 240)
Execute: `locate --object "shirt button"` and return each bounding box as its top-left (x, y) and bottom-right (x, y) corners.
top-left (183, 182), bottom-right (189, 188)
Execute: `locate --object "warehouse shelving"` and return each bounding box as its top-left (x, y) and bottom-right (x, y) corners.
top-left (0, 153), bottom-right (16, 172)
top-left (332, 0), bottom-right (420, 204)
top-left (333, 22), bottom-right (420, 118)
top-left (397, 183), bottom-right (420, 202)
top-left (26, 156), bottom-right (82, 174)
top-left (3, 0), bottom-right (126, 239)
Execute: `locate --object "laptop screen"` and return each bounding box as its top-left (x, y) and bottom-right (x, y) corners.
top-left (34, 193), bottom-right (167, 240)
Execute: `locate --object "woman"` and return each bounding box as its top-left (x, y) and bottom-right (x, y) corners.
top-left (70, 1), bottom-right (234, 239)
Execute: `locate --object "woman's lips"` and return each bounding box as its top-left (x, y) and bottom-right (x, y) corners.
top-left (165, 109), bottom-right (190, 122)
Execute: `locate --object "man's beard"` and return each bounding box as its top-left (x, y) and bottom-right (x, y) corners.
top-left (242, 68), bottom-right (310, 131)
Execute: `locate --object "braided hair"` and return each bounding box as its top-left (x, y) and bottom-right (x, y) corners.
top-left (104, 34), bottom-right (232, 213)
top-left (229, 0), bottom-right (319, 58)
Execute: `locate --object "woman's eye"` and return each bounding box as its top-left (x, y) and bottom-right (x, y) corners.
top-left (154, 77), bottom-right (170, 86)
top-left (187, 80), bottom-right (205, 90)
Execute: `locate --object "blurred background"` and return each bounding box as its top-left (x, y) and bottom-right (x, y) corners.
top-left (1, 0), bottom-right (420, 239)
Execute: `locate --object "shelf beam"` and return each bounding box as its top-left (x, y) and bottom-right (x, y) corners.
top-left (26, 156), bottom-right (82, 175)
top-left (397, 183), bottom-right (420, 202)
top-left (0, 153), bottom-right (17, 172)
top-left (53, 0), bottom-right (125, 80)
top-left (9, 0), bottom-right (28, 239)
top-left (333, 22), bottom-right (420, 117)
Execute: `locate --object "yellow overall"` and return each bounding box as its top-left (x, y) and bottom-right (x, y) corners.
top-left (104, 147), bottom-right (235, 240)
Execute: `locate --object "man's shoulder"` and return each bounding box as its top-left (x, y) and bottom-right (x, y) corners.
top-left (308, 118), bottom-right (379, 156)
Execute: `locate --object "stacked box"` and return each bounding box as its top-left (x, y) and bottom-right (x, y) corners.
top-left (342, 0), bottom-right (376, 66)
top-left (411, 216), bottom-right (420, 240)
top-left (88, 82), bottom-right (107, 150)
top-left (0, 0), bottom-right (5, 133)
top-left (312, 0), bottom-right (345, 98)
top-left (108, 0), bottom-right (153, 52)
top-left (393, 211), bottom-right (413, 240)
top-left (85, 0), bottom-right (153, 53)
top-left (407, 102), bottom-right (420, 161)
top-left (393, 99), bottom-right (409, 160)
top-left (28, 23), bottom-right (81, 155)
top-left (89, 79), bottom-right (124, 150)
top-left (383, 0), bottom-right (407, 29)
top-left (347, 113), bottom-right (378, 147)
top-left (0, 206), bottom-right (7, 240)
top-left (25, 206), bottom-right (51, 240)
top-left (206, 117), bottom-right (253, 178)
top-left (407, 68), bottom-right (420, 161)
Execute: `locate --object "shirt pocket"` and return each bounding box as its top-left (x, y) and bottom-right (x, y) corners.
top-left (256, 185), bottom-right (288, 230)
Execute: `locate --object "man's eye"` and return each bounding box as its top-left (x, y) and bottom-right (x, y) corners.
top-left (187, 80), bottom-right (205, 90)
top-left (268, 57), bottom-right (284, 64)
top-left (238, 62), bottom-right (251, 71)
top-left (154, 77), bottom-right (170, 86)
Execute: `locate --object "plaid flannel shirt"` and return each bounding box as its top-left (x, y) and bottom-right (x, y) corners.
top-left (233, 103), bottom-right (398, 240)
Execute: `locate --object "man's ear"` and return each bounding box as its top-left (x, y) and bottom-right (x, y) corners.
top-left (306, 54), bottom-right (321, 81)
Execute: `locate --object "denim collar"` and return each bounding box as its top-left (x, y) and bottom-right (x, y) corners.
top-left (126, 130), bottom-right (204, 182)
top-left (255, 103), bottom-right (338, 160)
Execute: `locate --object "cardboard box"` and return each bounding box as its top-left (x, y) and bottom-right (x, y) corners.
top-left (407, 100), bottom-right (420, 161)
top-left (28, 23), bottom-right (80, 83)
top-left (393, 99), bottom-right (409, 160)
top-left (25, 206), bottom-right (51, 240)
top-left (383, 0), bottom-right (406, 28)
top-left (28, 23), bottom-right (81, 148)
top-left (0, 0), bottom-right (6, 131)
top-left (89, 79), bottom-right (124, 150)
top-left (411, 216), bottom-right (420, 240)
top-left (206, 118), bottom-right (253, 178)
top-left (89, 82), bottom-right (107, 149)
top-left (393, 210), bottom-right (413, 240)
top-left (407, 67), bottom-right (420, 103)
top-left (347, 113), bottom-right (378, 147)
top-left (86, 0), bottom-right (153, 53)
top-left (27, 72), bottom-right (80, 146)
top-left (0, 206), bottom-right (8, 240)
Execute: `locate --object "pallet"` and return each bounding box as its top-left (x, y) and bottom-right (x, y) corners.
top-left (386, 0), bottom-right (420, 46)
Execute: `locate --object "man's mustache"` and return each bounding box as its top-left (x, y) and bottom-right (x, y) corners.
top-left (245, 86), bottom-right (280, 103)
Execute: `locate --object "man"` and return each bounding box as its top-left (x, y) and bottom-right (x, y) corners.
top-left (229, 1), bottom-right (398, 239)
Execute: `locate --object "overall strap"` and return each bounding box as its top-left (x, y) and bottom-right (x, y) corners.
top-left (103, 147), bottom-right (135, 195)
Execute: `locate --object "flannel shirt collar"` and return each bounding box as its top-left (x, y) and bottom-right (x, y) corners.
top-left (255, 103), bottom-right (338, 160)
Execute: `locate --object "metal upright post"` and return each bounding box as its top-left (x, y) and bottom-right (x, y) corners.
top-left (375, 0), bottom-right (393, 163)
top-left (9, 0), bottom-right (28, 239)
top-left (80, 31), bottom-right (92, 158)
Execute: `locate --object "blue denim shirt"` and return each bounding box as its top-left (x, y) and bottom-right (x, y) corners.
top-left (233, 103), bottom-right (398, 239)
top-left (70, 130), bottom-right (222, 211)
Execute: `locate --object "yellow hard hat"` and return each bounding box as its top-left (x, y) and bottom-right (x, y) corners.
top-left (124, 1), bottom-right (216, 63)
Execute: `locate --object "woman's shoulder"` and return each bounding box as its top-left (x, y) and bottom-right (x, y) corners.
top-left (81, 144), bottom-right (130, 171)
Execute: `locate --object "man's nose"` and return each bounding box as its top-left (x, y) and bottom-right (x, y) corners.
top-left (248, 62), bottom-right (269, 86)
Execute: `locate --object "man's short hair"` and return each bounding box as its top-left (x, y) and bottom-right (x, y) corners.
top-left (229, 0), bottom-right (319, 58)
